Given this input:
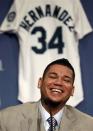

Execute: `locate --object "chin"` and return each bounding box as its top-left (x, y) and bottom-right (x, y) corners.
top-left (50, 100), bottom-right (63, 108)
top-left (44, 97), bottom-right (62, 107)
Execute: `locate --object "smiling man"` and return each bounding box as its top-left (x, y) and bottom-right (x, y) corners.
top-left (38, 58), bottom-right (75, 116)
top-left (0, 58), bottom-right (93, 131)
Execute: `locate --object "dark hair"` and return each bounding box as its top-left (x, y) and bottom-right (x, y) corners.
top-left (42, 58), bottom-right (75, 82)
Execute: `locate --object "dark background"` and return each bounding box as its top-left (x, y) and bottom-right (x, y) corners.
top-left (0, 0), bottom-right (93, 116)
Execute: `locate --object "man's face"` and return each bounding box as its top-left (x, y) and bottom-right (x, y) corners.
top-left (38, 64), bottom-right (74, 105)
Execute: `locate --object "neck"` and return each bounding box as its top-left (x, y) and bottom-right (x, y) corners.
top-left (41, 98), bottom-right (65, 115)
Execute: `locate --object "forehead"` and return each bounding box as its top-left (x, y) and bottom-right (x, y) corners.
top-left (47, 64), bottom-right (73, 74)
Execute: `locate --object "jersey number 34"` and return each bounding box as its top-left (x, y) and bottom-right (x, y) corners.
top-left (31, 26), bottom-right (64, 54)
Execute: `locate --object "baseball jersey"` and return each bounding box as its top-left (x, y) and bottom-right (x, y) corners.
top-left (0, 0), bottom-right (92, 106)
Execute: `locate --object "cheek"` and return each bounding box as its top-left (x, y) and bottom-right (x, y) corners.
top-left (41, 81), bottom-right (53, 93)
top-left (44, 79), bottom-right (54, 86)
top-left (64, 85), bottom-right (73, 93)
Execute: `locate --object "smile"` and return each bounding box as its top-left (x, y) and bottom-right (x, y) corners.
top-left (50, 88), bottom-right (63, 93)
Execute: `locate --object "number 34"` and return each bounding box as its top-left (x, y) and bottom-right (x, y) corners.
top-left (31, 26), bottom-right (64, 54)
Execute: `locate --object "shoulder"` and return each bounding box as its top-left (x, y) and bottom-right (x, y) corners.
top-left (0, 102), bottom-right (39, 120)
top-left (65, 105), bottom-right (93, 124)
top-left (0, 102), bottom-right (40, 130)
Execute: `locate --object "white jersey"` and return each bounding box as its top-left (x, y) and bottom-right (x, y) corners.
top-left (0, 0), bottom-right (92, 106)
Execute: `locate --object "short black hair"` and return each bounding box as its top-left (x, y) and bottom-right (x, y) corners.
top-left (42, 58), bottom-right (75, 82)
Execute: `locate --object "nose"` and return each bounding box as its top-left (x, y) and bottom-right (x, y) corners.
top-left (55, 77), bottom-right (63, 86)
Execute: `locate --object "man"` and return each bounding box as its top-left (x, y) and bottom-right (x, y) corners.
top-left (0, 58), bottom-right (93, 131)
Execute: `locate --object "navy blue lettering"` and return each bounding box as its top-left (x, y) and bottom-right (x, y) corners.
top-left (20, 16), bottom-right (34, 31)
top-left (20, 4), bottom-right (74, 33)
top-left (53, 6), bottom-right (61, 18)
top-left (35, 6), bottom-right (44, 18)
top-left (29, 10), bottom-right (38, 22)
top-left (46, 5), bottom-right (51, 16)
top-left (69, 26), bottom-right (75, 32)
top-left (58, 10), bottom-right (68, 21)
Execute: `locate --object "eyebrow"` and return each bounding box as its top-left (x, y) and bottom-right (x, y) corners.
top-left (48, 72), bottom-right (73, 79)
top-left (48, 72), bottom-right (57, 75)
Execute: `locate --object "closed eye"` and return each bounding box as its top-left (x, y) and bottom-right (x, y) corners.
top-left (48, 72), bottom-right (57, 79)
top-left (64, 77), bottom-right (73, 83)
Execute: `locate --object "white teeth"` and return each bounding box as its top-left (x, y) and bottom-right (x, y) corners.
top-left (51, 88), bottom-right (62, 93)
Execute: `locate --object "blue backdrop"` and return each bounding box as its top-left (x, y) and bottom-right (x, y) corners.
top-left (0, 0), bottom-right (93, 116)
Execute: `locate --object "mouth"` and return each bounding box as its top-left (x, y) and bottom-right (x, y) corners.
top-left (50, 88), bottom-right (64, 93)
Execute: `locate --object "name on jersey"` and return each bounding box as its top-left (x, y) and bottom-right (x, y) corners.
top-left (20, 4), bottom-right (75, 33)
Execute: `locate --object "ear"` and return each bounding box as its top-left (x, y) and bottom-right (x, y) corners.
top-left (71, 86), bottom-right (75, 96)
top-left (38, 77), bottom-right (42, 89)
